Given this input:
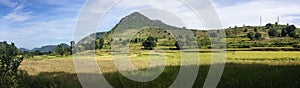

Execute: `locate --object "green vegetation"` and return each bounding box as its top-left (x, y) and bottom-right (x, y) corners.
top-left (142, 36), bottom-right (157, 50)
top-left (55, 44), bottom-right (64, 56)
top-left (0, 41), bottom-right (25, 87)
top-left (174, 40), bottom-right (183, 50)
top-left (16, 50), bottom-right (300, 87)
top-left (52, 12), bottom-right (300, 87)
top-left (75, 14), bottom-right (300, 51)
top-left (247, 31), bottom-right (255, 40)
top-left (1, 12), bottom-right (300, 87)
top-left (95, 37), bottom-right (104, 49)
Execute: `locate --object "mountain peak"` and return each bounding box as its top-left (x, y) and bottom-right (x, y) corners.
top-left (110, 11), bottom-right (182, 33)
top-left (128, 12), bottom-right (146, 17)
top-left (130, 12), bottom-right (144, 16)
top-left (121, 12), bottom-right (150, 22)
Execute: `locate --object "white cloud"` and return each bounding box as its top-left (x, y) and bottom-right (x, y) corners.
top-left (98, 0), bottom-right (205, 30)
top-left (2, 0), bottom-right (300, 48)
top-left (0, 18), bottom-right (75, 49)
top-left (140, 8), bottom-right (186, 28)
top-left (100, 0), bottom-right (300, 29)
top-left (73, 0), bottom-right (120, 42)
top-left (213, 0), bottom-right (300, 28)
top-left (45, 0), bottom-right (68, 5)
top-left (0, 0), bottom-right (84, 48)
top-left (0, 0), bottom-right (18, 8)
top-left (1, 0), bottom-right (32, 22)
top-left (2, 11), bottom-right (32, 22)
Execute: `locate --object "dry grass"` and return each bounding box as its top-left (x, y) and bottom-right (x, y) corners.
top-left (20, 51), bottom-right (300, 75)
top-left (17, 51), bottom-right (300, 87)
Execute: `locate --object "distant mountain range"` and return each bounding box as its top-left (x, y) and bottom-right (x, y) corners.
top-left (20, 43), bottom-right (70, 52)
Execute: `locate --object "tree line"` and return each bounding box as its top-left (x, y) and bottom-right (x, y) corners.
top-left (246, 23), bottom-right (299, 40)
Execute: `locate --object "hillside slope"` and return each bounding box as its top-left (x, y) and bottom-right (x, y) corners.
top-left (76, 12), bottom-right (300, 51)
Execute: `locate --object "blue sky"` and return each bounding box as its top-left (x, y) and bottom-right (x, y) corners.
top-left (1, 0), bottom-right (300, 49)
top-left (0, 0), bottom-right (85, 49)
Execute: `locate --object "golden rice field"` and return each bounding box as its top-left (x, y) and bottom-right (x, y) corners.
top-left (20, 51), bottom-right (300, 75)
top-left (19, 51), bottom-right (300, 87)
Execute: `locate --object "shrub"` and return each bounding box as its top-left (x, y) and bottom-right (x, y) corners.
top-left (268, 28), bottom-right (278, 37)
top-left (293, 44), bottom-right (300, 48)
top-left (142, 36), bottom-right (157, 50)
top-left (175, 40), bottom-right (184, 50)
top-left (237, 44), bottom-right (251, 48)
top-left (247, 32), bottom-right (255, 40)
top-left (251, 43), bottom-right (269, 47)
top-left (0, 41), bottom-right (27, 87)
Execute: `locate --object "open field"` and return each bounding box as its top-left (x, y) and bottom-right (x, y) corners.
top-left (3, 1), bottom-right (300, 87)
top-left (18, 51), bottom-right (300, 87)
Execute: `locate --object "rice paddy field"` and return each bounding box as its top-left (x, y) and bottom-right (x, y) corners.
top-left (19, 50), bottom-right (300, 87)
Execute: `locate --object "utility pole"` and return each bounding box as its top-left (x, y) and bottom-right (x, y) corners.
top-left (277, 16), bottom-right (280, 23)
top-left (260, 16), bottom-right (262, 31)
top-left (260, 16), bottom-right (262, 27)
top-left (276, 16), bottom-right (279, 29)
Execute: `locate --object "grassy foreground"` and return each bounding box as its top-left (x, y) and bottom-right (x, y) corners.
top-left (19, 51), bottom-right (300, 87)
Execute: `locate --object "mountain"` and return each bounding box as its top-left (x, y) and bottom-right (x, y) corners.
top-left (21, 43), bottom-right (70, 53)
top-left (19, 48), bottom-right (30, 52)
top-left (78, 12), bottom-right (185, 43)
top-left (110, 12), bottom-right (183, 33)
top-left (31, 45), bottom-right (57, 52)
top-left (76, 32), bottom-right (106, 45)
top-left (76, 12), bottom-right (186, 48)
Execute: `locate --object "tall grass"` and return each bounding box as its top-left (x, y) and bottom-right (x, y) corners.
top-left (17, 51), bottom-right (300, 87)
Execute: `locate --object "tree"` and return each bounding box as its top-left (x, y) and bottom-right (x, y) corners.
top-left (9, 43), bottom-right (18, 56)
top-left (0, 42), bottom-right (24, 87)
top-left (133, 38), bottom-right (140, 43)
top-left (266, 23), bottom-right (272, 29)
top-left (154, 37), bottom-right (158, 42)
top-left (110, 38), bottom-right (114, 43)
top-left (34, 50), bottom-right (42, 55)
top-left (198, 37), bottom-right (211, 48)
top-left (55, 44), bottom-right (64, 56)
top-left (275, 22), bottom-right (278, 26)
top-left (247, 32), bottom-right (255, 40)
top-left (244, 29), bottom-right (248, 32)
top-left (142, 36), bottom-right (157, 50)
top-left (64, 47), bottom-right (71, 56)
top-left (286, 25), bottom-right (296, 37)
top-left (254, 32), bottom-right (262, 40)
top-left (175, 40), bottom-right (184, 50)
top-left (70, 41), bottom-right (75, 54)
top-left (147, 36), bottom-right (155, 41)
top-left (254, 28), bottom-right (258, 32)
top-left (268, 28), bottom-right (278, 37)
top-left (47, 51), bottom-right (52, 55)
top-left (22, 51), bottom-right (33, 58)
top-left (289, 31), bottom-right (296, 38)
top-left (266, 23), bottom-right (272, 27)
top-left (95, 38), bottom-right (104, 49)
top-left (281, 28), bottom-right (287, 37)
